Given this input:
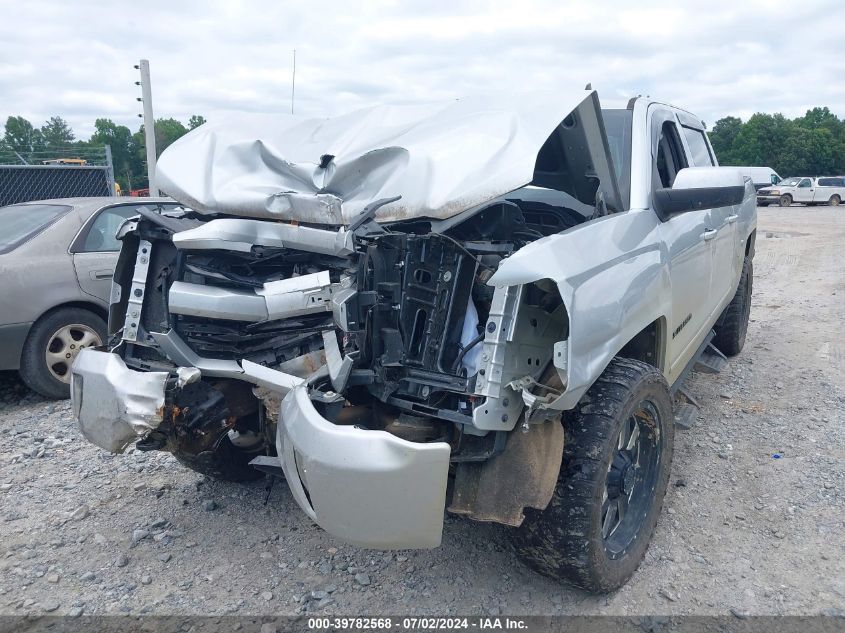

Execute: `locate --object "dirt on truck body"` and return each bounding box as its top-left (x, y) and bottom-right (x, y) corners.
top-left (71, 88), bottom-right (757, 592)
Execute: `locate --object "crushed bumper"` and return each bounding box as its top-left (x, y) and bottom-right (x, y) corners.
top-left (277, 383), bottom-right (451, 549)
top-left (71, 349), bottom-right (169, 453)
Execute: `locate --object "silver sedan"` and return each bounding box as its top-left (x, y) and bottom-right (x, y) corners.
top-left (0, 197), bottom-right (182, 398)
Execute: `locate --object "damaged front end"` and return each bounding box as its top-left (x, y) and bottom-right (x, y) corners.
top-left (72, 89), bottom-right (622, 548)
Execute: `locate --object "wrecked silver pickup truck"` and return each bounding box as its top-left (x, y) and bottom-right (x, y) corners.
top-left (71, 88), bottom-right (756, 592)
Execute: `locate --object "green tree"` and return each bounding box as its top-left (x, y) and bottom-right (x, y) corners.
top-left (0, 137), bottom-right (15, 164)
top-left (40, 116), bottom-right (75, 146)
top-left (3, 116), bottom-right (45, 159)
top-left (728, 113), bottom-right (794, 174)
top-left (798, 107), bottom-right (839, 133)
top-left (709, 116), bottom-right (743, 164)
top-left (154, 118), bottom-right (189, 154)
top-left (781, 127), bottom-right (835, 175)
top-left (89, 118), bottom-right (142, 191)
top-left (188, 114), bottom-right (207, 130)
top-left (711, 107), bottom-right (845, 175)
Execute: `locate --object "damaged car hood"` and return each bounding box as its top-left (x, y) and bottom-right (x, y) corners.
top-left (157, 89), bottom-right (620, 224)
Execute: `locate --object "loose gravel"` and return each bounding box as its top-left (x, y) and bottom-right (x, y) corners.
top-left (0, 207), bottom-right (843, 617)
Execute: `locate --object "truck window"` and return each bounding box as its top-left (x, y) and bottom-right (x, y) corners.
top-left (655, 121), bottom-right (688, 188)
top-left (681, 126), bottom-right (715, 167)
top-left (602, 109), bottom-right (633, 210)
top-left (799, 179), bottom-right (812, 188)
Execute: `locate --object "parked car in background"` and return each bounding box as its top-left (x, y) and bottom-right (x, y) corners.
top-left (757, 176), bottom-right (845, 206)
top-left (729, 166), bottom-right (781, 190)
top-left (0, 197), bottom-right (184, 398)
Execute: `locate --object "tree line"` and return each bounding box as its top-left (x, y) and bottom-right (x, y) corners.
top-left (0, 114), bottom-right (206, 191)
top-left (709, 107), bottom-right (844, 176)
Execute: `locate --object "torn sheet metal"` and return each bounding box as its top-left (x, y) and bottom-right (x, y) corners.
top-left (72, 349), bottom-right (168, 453)
top-left (156, 90), bottom-right (599, 224)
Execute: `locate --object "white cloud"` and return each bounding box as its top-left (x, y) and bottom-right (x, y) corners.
top-left (0, 0), bottom-right (841, 138)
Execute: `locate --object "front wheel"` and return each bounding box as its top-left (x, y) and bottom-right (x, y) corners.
top-left (778, 194), bottom-right (792, 207)
top-left (511, 358), bottom-right (674, 593)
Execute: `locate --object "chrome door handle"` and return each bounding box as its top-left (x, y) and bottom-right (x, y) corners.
top-left (726, 214), bottom-right (739, 223)
top-left (91, 269), bottom-right (114, 280)
top-left (702, 229), bottom-right (717, 241)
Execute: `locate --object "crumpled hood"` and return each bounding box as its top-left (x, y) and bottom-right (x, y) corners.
top-left (157, 89), bottom-right (602, 224)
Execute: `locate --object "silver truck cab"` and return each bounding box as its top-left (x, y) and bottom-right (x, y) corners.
top-left (71, 90), bottom-right (756, 592)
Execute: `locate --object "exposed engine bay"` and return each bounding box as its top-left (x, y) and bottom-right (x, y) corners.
top-left (107, 186), bottom-right (586, 470)
top-left (72, 89), bottom-right (635, 545)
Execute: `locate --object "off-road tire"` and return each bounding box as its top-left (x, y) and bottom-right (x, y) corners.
top-left (778, 194), bottom-right (792, 207)
top-left (713, 257), bottom-right (753, 356)
top-left (829, 195), bottom-right (841, 207)
top-left (512, 358), bottom-right (674, 593)
top-left (19, 307), bottom-right (106, 400)
top-left (172, 436), bottom-right (267, 483)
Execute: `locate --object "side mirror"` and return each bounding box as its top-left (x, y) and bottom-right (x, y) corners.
top-left (654, 167), bottom-right (747, 220)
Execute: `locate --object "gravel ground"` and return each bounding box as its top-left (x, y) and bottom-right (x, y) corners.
top-left (0, 206), bottom-right (843, 618)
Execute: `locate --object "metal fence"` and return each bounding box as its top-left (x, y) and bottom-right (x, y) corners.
top-left (0, 165), bottom-right (112, 206)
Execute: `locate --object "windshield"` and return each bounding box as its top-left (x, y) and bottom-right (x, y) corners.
top-left (0, 203), bottom-right (72, 254)
top-left (601, 109), bottom-right (633, 210)
top-left (777, 178), bottom-right (800, 187)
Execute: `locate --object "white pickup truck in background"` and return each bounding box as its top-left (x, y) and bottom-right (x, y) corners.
top-left (757, 176), bottom-right (845, 206)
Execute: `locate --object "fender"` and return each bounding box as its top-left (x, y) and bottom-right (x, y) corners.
top-left (489, 208), bottom-right (671, 410)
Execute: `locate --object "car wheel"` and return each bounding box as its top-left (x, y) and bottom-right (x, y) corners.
top-left (713, 257), bottom-right (753, 356)
top-left (19, 308), bottom-right (106, 399)
top-left (778, 194), bottom-right (792, 207)
top-left (830, 195), bottom-right (841, 207)
top-left (511, 358), bottom-right (674, 593)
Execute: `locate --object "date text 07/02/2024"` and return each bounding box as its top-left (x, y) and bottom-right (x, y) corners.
top-left (306, 617), bottom-right (529, 630)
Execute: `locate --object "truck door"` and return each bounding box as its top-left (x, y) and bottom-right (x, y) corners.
top-left (678, 120), bottom-right (739, 314)
top-left (650, 109), bottom-right (712, 374)
top-left (793, 178), bottom-right (814, 203)
top-left (72, 205), bottom-right (141, 303)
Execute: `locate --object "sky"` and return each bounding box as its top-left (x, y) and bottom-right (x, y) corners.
top-left (0, 0), bottom-right (842, 139)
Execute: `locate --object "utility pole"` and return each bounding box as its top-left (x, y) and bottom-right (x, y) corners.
top-left (104, 144), bottom-right (117, 196)
top-left (135, 59), bottom-right (159, 196)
